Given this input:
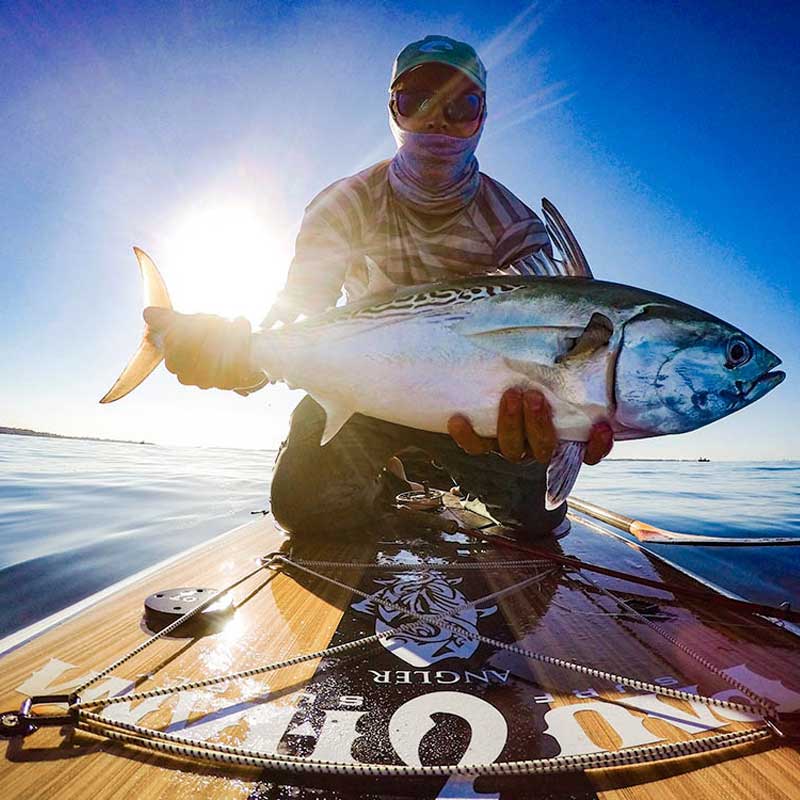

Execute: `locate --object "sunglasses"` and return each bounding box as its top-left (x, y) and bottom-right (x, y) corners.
top-left (392, 90), bottom-right (484, 123)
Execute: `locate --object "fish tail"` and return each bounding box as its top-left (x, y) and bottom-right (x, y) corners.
top-left (99, 247), bottom-right (172, 403)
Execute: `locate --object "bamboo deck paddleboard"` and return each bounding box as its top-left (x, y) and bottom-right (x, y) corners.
top-left (1, 499), bottom-right (799, 799)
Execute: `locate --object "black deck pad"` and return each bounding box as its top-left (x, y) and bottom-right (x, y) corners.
top-left (251, 531), bottom-right (600, 799)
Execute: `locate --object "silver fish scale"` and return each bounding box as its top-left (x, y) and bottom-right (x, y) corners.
top-left (101, 207), bottom-right (785, 516)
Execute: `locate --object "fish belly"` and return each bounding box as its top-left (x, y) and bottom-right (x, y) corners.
top-left (267, 315), bottom-right (602, 441)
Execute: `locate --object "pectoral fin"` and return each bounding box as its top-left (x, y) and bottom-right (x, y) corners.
top-left (545, 440), bottom-right (586, 510)
top-left (99, 247), bottom-right (172, 403)
top-left (466, 325), bottom-right (583, 365)
top-left (557, 312), bottom-right (613, 363)
top-left (317, 398), bottom-right (355, 445)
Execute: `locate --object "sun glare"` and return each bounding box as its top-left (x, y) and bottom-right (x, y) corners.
top-left (160, 203), bottom-right (291, 325)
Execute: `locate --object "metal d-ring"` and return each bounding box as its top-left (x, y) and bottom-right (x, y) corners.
top-left (0, 694), bottom-right (79, 739)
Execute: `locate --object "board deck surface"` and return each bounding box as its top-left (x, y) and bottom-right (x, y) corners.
top-left (1, 503), bottom-right (799, 800)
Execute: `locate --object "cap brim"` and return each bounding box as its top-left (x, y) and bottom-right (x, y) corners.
top-left (391, 57), bottom-right (485, 91)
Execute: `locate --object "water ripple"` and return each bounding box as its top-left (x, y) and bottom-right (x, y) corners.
top-left (0, 435), bottom-right (274, 637)
top-left (2, 437), bottom-right (799, 638)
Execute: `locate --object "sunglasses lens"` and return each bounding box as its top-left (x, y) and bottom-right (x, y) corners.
top-left (447, 94), bottom-right (482, 123)
top-left (395, 92), bottom-right (428, 118)
top-left (394, 92), bottom-right (482, 123)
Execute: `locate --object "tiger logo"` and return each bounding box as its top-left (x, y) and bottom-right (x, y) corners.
top-left (352, 571), bottom-right (497, 667)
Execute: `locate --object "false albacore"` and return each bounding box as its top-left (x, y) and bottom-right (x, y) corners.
top-left (100, 200), bottom-right (785, 511)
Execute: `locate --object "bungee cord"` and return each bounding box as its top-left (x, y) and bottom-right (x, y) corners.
top-left (53, 550), bottom-right (778, 778)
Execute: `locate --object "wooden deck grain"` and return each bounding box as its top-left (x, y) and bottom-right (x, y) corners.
top-left (1, 509), bottom-right (798, 800)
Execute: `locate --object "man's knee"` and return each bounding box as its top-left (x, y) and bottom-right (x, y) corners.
top-left (269, 394), bottom-right (425, 538)
top-left (269, 396), bottom-right (329, 533)
top-left (270, 436), bottom-right (380, 538)
top-left (269, 447), bottom-right (308, 534)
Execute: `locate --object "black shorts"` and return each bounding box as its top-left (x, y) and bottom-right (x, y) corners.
top-left (269, 395), bottom-right (566, 539)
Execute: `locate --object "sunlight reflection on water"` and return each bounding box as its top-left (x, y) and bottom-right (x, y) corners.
top-left (1, 435), bottom-right (798, 637)
top-left (0, 435), bottom-right (274, 637)
top-left (573, 459), bottom-right (800, 609)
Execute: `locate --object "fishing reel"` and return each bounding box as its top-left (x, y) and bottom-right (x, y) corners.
top-left (395, 484), bottom-right (446, 513)
top-left (391, 485), bottom-right (465, 536)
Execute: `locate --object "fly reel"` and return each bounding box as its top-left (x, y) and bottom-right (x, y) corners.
top-left (394, 486), bottom-right (446, 513)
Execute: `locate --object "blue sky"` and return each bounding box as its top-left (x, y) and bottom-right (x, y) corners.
top-left (1, 1), bottom-right (797, 459)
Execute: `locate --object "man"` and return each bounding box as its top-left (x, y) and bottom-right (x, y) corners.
top-left (147, 36), bottom-right (613, 539)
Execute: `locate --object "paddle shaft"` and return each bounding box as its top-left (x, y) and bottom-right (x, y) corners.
top-left (453, 523), bottom-right (800, 624)
top-left (569, 496), bottom-right (799, 546)
top-left (569, 496), bottom-right (639, 531)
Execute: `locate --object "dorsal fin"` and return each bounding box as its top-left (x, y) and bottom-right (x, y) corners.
top-left (541, 198), bottom-right (594, 278)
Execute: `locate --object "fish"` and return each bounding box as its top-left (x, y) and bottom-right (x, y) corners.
top-left (100, 199), bottom-right (785, 511)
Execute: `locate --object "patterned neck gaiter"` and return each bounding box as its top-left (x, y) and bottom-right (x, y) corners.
top-left (388, 114), bottom-right (484, 216)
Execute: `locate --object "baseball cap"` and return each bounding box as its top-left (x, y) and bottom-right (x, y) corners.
top-left (391, 35), bottom-right (487, 92)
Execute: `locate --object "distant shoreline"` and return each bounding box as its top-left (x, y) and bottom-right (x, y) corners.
top-left (0, 427), bottom-right (153, 446)
top-left (1, 427), bottom-right (793, 461)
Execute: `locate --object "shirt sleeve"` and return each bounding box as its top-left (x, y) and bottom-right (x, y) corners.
top-left (271, 179), bottom-right (363, 318)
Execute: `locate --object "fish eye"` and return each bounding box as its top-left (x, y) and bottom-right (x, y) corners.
top-left (725, 337), bottom-right (752, 368)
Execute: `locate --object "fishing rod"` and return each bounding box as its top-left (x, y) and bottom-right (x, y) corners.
top-left (385, 489), bottom-right (798, 623)
top-left (443, 513), bottom-right (800, 624)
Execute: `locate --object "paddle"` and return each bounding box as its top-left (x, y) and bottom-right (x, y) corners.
top-left (438, 505), bottom-right (800, 624)
top-left (568, 496), bottom-right (800, 547)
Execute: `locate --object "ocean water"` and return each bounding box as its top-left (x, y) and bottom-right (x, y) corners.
top-left (572, 459), bottom-right (800, 613)
top-left (0, 435), bottom-right (274, 638)
top-left (1, 435), bottom-right (798, 640)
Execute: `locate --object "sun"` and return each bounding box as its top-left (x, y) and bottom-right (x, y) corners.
top-left (160, 202), bottom-right (291, 325)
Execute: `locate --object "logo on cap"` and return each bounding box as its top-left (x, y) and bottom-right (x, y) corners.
top-left (419, 39), bottom-right (455, 52)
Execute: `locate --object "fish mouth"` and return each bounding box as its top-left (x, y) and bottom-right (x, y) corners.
top-left (720, 369), bottom-right (785, 408)
top-left (756, 369), bottom-right (786, 389)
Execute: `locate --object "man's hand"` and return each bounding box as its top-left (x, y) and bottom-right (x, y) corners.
top-left (448, 388), bottom-right (613, 465)
top-left (143, 307), bottom-right (264, 391)
top-left (262, 298), bottom-right (302, 329)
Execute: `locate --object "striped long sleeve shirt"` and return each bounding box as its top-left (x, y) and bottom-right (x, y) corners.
top-left (273, 160), bottom-right (556, 318)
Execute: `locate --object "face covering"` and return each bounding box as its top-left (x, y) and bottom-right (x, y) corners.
top-left (388, 112), bottom-right (484, 216)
